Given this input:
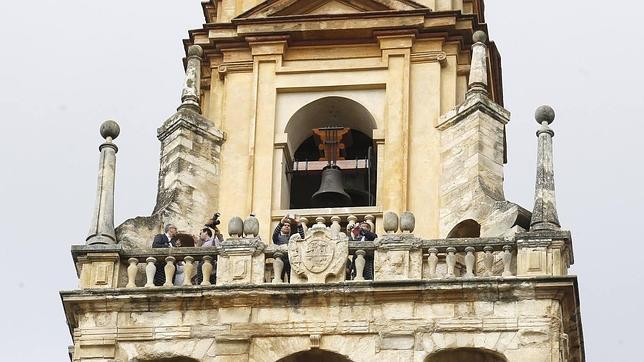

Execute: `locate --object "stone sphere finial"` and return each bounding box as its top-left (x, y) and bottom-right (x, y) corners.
top-left (187, 45), bottom-right (204, 58)
top-left (472, 30), bottom-right (487, 44)
top-left (100, 120), bottom-right (120, 140)
top-left (535, 105), bottom-right (555, 125)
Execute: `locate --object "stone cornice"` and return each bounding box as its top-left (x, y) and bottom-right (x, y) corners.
top-left (436, 92), bottom-right (510, 131)
top-left (157, 109), bottom-right (225, 143)
top-left (60, 276), bottom-right (580, 318)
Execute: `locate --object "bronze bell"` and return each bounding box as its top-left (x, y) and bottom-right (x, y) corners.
top-left (311, 166), bottom-right (352, 207)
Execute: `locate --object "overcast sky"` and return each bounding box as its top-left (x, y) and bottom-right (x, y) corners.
top-left (0, 1), bottom-right (641, 360)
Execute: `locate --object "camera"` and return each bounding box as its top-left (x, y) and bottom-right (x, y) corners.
top-left (205, 212), bottom-right (221, 229)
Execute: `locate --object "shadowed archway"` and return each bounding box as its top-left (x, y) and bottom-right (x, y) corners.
top-left (277, 349), bottom-right (354, 362)
top-left (426, 348), bottom-right (507, 362)
top-left (447, 219), bottom-right (481, 238)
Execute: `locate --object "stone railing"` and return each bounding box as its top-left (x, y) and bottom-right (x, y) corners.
top-left (72, 212), bottom-right (573, 290)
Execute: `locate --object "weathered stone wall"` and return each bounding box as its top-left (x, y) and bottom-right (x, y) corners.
top-left (68, 286), bottom-right (568, 362)
top-left (116, 109), bottom-right (224, 249)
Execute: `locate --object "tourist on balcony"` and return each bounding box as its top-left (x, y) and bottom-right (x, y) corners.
top-left (349, 222), bottom-right (377, 242)
top-left (194, 228), bottom-right (217, 285)
top-left (272, 215), bottom-right (305, 244)
top-left (349, 222), bottom-right (376, 280)
top-left (152, 224), bottom-right (178, 286)
top-left (272, 215), bottom-right (305, 283)
top-left (152, 224), bottom-right (178, 248)
top-left (196, 228), bottom-right (213, 247)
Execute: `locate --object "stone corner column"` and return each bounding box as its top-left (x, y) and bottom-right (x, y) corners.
top-left (86, 120), bottom-right (120, 245)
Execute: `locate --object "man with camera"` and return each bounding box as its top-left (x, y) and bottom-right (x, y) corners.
top-left (271, 214), bottom-right (305, 283)
top-left (349, 222), bottom-right (377, 242)
top-left (193, 212), bottom-right (223, 285)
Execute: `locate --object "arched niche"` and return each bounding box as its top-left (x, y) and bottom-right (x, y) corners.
top-left (425, 348), bottom-right (507, 362)
top-left (447, 219), bottom-right (481, 238)
top-left (277, 349), bottom-right (355, 362)
top-left (284, 96), bottom-right (378, 157)
top-left (283, 96), bottom-right (378, 209)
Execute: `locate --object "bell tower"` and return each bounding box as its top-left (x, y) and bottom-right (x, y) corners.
top-left (61, 1), bottom-right (585, 361)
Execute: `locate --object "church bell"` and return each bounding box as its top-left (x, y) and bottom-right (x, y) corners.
top-left (311, 165), bottom-right (352, 207)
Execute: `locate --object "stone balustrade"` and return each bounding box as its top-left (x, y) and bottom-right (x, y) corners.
top-left (71, 211), bottom-right (577, 290)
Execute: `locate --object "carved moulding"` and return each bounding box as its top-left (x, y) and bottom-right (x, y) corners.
top-left (288, 225), bottom-right (349, 284)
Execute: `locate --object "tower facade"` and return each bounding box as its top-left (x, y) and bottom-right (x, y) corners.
top-left (61, 1), bottom-right (585, 361)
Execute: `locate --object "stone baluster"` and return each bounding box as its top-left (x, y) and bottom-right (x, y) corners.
top-left (364, 214), bottom-right (375, 231)
top-left (330, 216), bottom-right (341, 236)
top-left (354, 250), bottom-right (366, 281)
top-left (300, 217), bottom-right (309, 233)
top-left (502, 245), bottom-right (513, 277)
top-left (200, 256), bottom-right (213, 285)
top-left (86, 121), bottom-right (120, 245)
top-left (446, 247), bottom-right (456, 278)
top-left (126, 258), bottom-right (138, 288)
top-left (182, 256), bottom-right (194, 286)
top-left (144, 257), bottom-right (157, 287)
top-left (347, 215), bottom-right (358, 229)
top-left (464, 247), bottom-right (476, 278)
top-left (315, 216), bottom-right (326, 228)
top-left (163, 256), bottom-right (176, 287)
top-left (272, 251), bottom-right (285, 283)
top-left (483, 246), bottom-right (494, 277)
top-left (427, 248), bottom-right (439, 279)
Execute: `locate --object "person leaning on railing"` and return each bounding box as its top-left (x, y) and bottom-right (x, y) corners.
top-left (272, 215), bottom-right (305, 283)
top-left (152, 224), bottom-right (178, 286)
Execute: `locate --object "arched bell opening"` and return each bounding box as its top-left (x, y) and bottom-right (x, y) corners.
top-left (285, 97), bottom-right (378, 210)
top-left (276, 349), bottom-right (355, 362)
top-left (447, 219), bottom-right (481, 238)
top-left (425, 347), bottom-right (508, 362)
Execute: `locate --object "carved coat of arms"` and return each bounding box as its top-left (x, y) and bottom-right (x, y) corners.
top-left (288, 225), bottom-right (348, 284)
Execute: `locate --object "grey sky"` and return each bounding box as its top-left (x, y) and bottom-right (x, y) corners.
top-left (0, 1), bottom-right (640, 360)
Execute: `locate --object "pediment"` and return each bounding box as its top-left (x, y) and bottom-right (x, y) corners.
top-left (237, 0), bottom-right (427, 19)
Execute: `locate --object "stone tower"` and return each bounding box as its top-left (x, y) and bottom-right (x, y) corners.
top-left (62, 1), bottom-right (585, 361)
